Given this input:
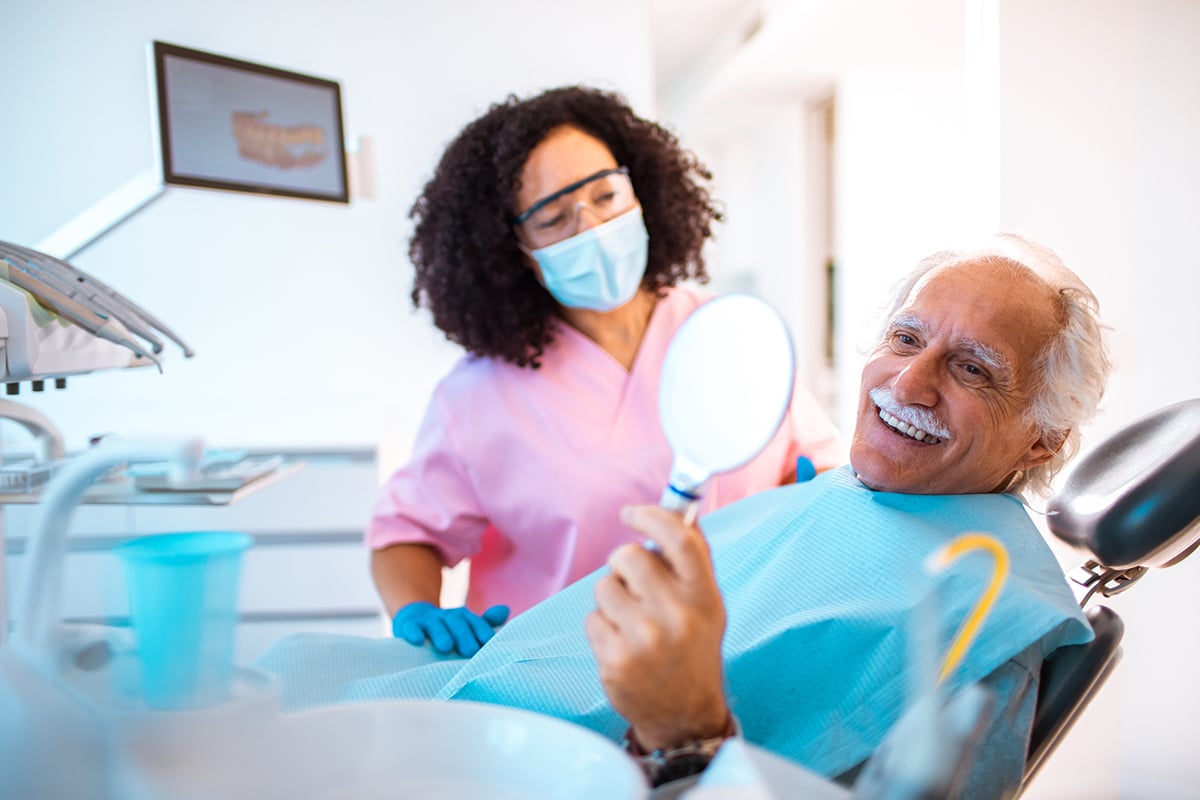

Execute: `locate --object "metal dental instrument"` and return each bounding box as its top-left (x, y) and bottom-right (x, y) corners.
top-left (2, 257), bottom-right (162, 371)
top-left (11, 244), bottom-right (186, 356)
top-left (12, 254), bottom-right (166, 355)
top-left (0, 241), bottom-right (166, 355)
top-left (0, 247), bottom-right (125, 325)
top-left (0, 240), bottom-right (194, 358)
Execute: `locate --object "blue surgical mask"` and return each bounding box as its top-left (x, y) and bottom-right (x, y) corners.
top-left (529, 207), bottom-right (649, 311)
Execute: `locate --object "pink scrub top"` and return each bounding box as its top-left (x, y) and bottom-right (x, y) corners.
top-left (366, 287), bottom-right (844, 616)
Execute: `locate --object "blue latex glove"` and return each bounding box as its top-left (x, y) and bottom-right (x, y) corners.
top-left (795, 456), bottom-right (817, 483)
top-left (391, 602), bottom-right (510, 657)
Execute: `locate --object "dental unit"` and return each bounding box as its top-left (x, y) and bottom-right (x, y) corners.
top-left (0, 240), bottom-right (195, 371)
top-left (0, 437), bottom-right (284, 800)
top-left (11, 255), bottom-right (166, 356)
top-left (3, 256), bottom-right (159, 370)
top-left (0, 239), bottom-right (194, 358)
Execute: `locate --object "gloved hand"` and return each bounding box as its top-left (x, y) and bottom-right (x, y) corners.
top-left (795, 456), bottom-right (817, 483)
top-left (391, 601), bottom-right (510, 657)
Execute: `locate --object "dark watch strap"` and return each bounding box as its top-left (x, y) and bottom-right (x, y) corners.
top-left (623, 715), bottom-right (739, 787)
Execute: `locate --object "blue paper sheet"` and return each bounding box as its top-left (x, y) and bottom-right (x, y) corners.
top-left (256, 466), bottom-right (1090, 779)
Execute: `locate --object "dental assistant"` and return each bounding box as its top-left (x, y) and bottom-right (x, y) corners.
top-left (368, 86), bottom-right (843, 656)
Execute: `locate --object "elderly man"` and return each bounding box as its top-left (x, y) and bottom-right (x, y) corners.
top-left (259, 232), bottom-right (1109, 798)
top-left (584, 232), bottom-right (1109, 794)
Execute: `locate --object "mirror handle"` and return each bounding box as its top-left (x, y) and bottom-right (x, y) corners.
top-left (659, 480), bottom-right (707, 527)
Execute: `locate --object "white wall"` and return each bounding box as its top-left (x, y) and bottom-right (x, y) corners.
top-left (687, 103), bottom-right (836, 410)
top-left (662, 0), bottom-right (976, 431)
top-left (831, 64), bottom-right (974, 432)
top-left (1000, 2), bottom-right (1200, 796)
top-left (0, 0), bottom-right (654, 459)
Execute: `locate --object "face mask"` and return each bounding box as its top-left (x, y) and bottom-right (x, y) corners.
top-left (529, 207), bottom-right (649, 311)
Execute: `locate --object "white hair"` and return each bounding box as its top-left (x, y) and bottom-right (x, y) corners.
top-left (871, 232), bottom-right (1112, 498)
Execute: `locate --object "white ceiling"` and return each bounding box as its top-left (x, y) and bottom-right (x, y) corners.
top-left (646, 0), bottom-right (755, 89)
top-left (646, 0), bottom-right (964, 132)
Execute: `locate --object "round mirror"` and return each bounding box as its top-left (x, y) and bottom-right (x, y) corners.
top-left (658, 293), bottom-right (795, 508)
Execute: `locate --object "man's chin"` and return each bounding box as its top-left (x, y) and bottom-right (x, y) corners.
top-left (850, 447), bottom-right (894, 491)
top-left (853, 471), bottom-right (909, 493)
top-left (849, 452), bottom-right (924, 494)
top-left (853, 471), bottom-right (882, 491)
top-left (849, 461), bottom-right (895, 492)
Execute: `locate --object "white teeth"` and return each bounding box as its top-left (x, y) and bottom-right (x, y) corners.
top-left (879, 409), bottom-right (941, 444)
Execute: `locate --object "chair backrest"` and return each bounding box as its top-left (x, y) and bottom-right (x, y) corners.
top-left (1024, 605), bottom-right (1123, 785)
top-left (1021, 398), bottom-right (1200, 789)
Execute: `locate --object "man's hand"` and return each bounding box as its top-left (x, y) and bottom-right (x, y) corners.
top-left (585, 505), bottom-right (730, 751)
top-left (392, 602), bottom-right (510, 657)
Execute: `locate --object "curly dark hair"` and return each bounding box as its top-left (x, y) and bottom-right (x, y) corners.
top-left (408, 86), bottom-right (721, 367)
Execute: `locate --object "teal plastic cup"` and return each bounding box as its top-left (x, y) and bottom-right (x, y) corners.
top-left (115, 531), bottom-right (252, 710)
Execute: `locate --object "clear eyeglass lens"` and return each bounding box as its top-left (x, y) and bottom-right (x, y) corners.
top-left (519, 172), bottom-right (635, 248)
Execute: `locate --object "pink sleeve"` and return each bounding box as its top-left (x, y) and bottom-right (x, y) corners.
top-left (364, 391), bottom-right (487, 567)
top-left (783, 384), bottom-right (847, 473)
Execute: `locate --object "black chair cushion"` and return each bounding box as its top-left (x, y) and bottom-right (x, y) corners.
top-left (1047, 398), bottom-right (1200, 569)
top-left (1025, 605), bottom-right (1125, 782)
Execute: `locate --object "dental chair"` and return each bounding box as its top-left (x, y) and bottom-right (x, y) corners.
top-left (1021, 397), bottom-right (1200, 791)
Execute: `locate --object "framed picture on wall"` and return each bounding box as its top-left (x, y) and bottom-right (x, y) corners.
top-left (152, 41), bottom-right (350, 203)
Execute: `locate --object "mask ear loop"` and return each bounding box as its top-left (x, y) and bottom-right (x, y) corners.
top-left (925, 533), bottom-right (1010, 685)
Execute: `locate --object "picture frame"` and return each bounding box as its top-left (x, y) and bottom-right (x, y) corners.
top-left (152, 41), bottom-right (350, 204)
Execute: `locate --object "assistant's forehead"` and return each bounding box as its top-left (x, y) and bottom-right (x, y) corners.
top-left (514, 125), bottom-right (617, 210)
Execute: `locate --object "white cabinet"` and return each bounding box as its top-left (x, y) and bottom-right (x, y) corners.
top-left (3, 449), bottom-right (387, 664)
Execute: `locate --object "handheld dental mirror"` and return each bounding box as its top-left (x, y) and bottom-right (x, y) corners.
top-left (657, 293), bottom-right (796, 524)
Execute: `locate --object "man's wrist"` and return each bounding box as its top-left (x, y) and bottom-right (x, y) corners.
top-left (627, 695), bottom-right (731, 753)
top-left (624, 713), bottom-right (739, 787)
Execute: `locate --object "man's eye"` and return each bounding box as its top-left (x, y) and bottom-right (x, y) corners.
top-left (893, 332), bottom-right (917, 347)
top-left (959, 362), bottom-right (990, 382)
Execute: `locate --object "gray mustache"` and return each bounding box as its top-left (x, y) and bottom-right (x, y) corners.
top-left (868, 387), bottom-right (952, 439)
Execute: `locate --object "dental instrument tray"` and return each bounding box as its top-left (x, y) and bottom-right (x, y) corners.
top-left (131, 453), bottom-right (286, 492)
top-left (0, 457), bottom-right (61, 493)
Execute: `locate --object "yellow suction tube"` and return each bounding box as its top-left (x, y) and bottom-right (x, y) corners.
top-left (926, 532), bottom-right (1010, 685)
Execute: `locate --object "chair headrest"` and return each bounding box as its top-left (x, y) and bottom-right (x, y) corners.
top-left (1047, 398), bottom-right (1200, 570)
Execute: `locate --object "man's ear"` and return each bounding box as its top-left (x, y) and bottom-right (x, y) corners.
top-left (1017, 428), bottom-right (1070, 470)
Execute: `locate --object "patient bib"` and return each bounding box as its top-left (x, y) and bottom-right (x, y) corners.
top-left (258, 467), bottom-right (1090, 778)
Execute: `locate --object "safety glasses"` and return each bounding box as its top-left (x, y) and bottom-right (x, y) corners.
top-left (512, 167), bottom-right (636, 249)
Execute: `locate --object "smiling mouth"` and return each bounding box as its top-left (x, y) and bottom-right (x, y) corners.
top-left (877, 407), bottom-right (943, 444)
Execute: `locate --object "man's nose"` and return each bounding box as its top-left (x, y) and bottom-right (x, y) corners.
top-left (891, 353), bottom-right (940, 407)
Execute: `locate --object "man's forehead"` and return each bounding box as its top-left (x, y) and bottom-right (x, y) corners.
top-left (890, 260), bottom-right (1060, 376)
